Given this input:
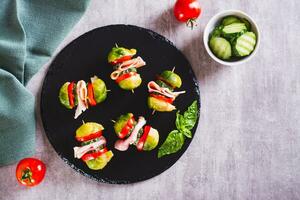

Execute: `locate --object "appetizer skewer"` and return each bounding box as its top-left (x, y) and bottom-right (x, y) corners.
top-left (113, 113), bottom-right (159, 151)
top-left (108, 46), bottom-right (146, 91)
top-left (58, 76), bottom-right (107, 119)
top-left (147, 70), bottom-right (185, 112)
top-left (73, 122), bottom-right (113, 170)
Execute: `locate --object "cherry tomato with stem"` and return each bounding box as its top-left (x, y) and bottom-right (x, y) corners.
top-left (174, 0), bottom-right (202, 29)
top-left (16, 158), bottom-right (46, 187)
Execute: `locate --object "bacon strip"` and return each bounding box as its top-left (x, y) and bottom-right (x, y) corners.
top-left (110, 57), bottom-right (146, 80)
top-left (147, 81), bottom-right (186, 99)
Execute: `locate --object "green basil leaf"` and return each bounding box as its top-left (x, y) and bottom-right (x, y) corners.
top-left (175, 111), bottom-right (182, 131)
top-left (182, 129), bottom-right (192, 138)
top-left (181, 100), bottom-right (198, 131)
top-left (158, 130), bottom-right (185, 158)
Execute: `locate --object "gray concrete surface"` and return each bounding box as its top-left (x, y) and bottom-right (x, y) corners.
top-left (1, 0), bottom-right (300, 199)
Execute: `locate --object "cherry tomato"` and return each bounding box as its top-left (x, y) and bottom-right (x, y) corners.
top-left (16, 158), bottom-right (46, 187)
top-left (174, 0), bottom-right (202, 29)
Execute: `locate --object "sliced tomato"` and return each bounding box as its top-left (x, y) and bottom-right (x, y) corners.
top-left (68, 82), bottom-right (75, 108)
top-left (87, 83), bottom-right (97, 106)
top-left (136, 125), bottom-right (151, 151)
top-left (150, 93), bottom-right (174, 104)
top-left (118, 117), bottom-right (135, 139)
top-left (110, 55), bottom-right (133, 65)
top-left (81, 147), bottom-right (108, 161)
top-left (76, 131), bottom-right (103, 142)
top-left (115, 72), bottom-right (136, 84)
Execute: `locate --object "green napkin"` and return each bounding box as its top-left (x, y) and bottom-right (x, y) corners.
top-left (0, 0), bottom-right (90, 166)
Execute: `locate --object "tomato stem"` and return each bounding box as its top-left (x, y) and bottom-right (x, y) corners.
top-left (186, 18), bottom-right (197, 30)
top-left (21, 167), bottom-right (33, 183)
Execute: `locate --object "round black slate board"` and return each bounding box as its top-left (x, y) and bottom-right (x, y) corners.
top-left (41, 25), bottom-right (201, 184)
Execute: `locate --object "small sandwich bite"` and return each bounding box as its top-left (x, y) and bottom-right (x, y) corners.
top-left (73, 122), bottom-right (113, 170)
top-left (108, 46), bottom-right (146, 91)
top-left (58, 76), bottom-right (107, 119)
top-left (147, 70), bottom-right (185, 112)
top-left (113, 114), bottom-right (159, 152)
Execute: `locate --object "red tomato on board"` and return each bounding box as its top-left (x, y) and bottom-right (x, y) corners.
top-left (174, 0), bottom-right (202, 29)
top-left (16, 158), bottom-right (46, 187)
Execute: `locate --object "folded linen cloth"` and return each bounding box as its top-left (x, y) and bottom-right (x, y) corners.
top-left (0, 0), bottom-right (90, 166)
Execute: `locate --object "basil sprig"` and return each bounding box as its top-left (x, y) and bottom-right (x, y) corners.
top-left (158, 100), bottom-right (198, 158)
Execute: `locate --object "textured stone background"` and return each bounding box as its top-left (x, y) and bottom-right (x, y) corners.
top-left (1, 0), bottom-right (300, 199)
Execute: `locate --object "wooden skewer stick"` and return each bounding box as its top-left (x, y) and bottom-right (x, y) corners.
top-left (82, 120), bottom-right (85, 124)
top-left (115, 43), bottom-right (119, 48)
top-left (131, 89), bottom-right (134, 94)
top-left (172, 66), bottom-right (176, 73)
top-left (106, 89), bottom-right (111, 92)
top-left (152, 110), bottom-right (156, 115)
top-left (111, 120), bottom-right (116, 123)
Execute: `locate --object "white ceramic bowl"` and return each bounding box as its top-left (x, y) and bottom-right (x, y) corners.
top-left (203, 10), bottom-right (260, 66)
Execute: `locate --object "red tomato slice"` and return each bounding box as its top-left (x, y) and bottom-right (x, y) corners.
top-left (76, 131), bottom-right (103, 142)
top-left (16, 158), bottom-right (46, 187)
top-left (68, 82), bottom-right (75, 108)
top-left (150, 93), bottom-right (174, 104)
top-left (115, 72), bottom-right (136, 84)
top-left (81, 148), bottom-right (108, 161)
top-left (118, 117), bottom-right (135, 139)
top-left (87, 83), bottom-right (97, 106)
top-left (110, 55), bottom-right (133, 65)
top-left (137, 125), bottom-right (151, 151)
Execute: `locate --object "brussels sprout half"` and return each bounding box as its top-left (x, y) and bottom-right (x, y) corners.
top-left (160, 70), bottom-right (182, 88)
top-left (76, 122), bottom-right (104, 138)
top-left (148, 96), bottom-right (176, 112)
top-left (108, 47), bottom-right (136, 64)
top-left (118, 74), bottom-right (142, 90)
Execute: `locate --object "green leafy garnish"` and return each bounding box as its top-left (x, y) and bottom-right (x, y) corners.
top-left (210, 25), bottom-right (224, 38)
top-left (158, 130), bottom-right (185, 158)
top-left (158, 100), bottom-right (199, 158)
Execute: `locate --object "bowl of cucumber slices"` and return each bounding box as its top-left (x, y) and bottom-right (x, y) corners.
top-left (203, 10), bottom-right (260, 65)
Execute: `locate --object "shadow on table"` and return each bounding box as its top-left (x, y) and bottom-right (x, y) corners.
top-left (148, 7), bottom-right (181, 36)
top-left (150, 7), bottom-right (227, 84)
top-left (182, 31), bottom-right (227, 84)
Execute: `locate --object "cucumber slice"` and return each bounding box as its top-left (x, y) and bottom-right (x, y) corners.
top-left (240, 18), bottom-right (251, 31)
top-left (222, 23), bottom-right (247, 39)
top-left (209, 37), bottom-right (232, 60)
top-left (233, 32), bottom-right (256, 57)
top-left (221, 16), bottom-right (241, 26)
